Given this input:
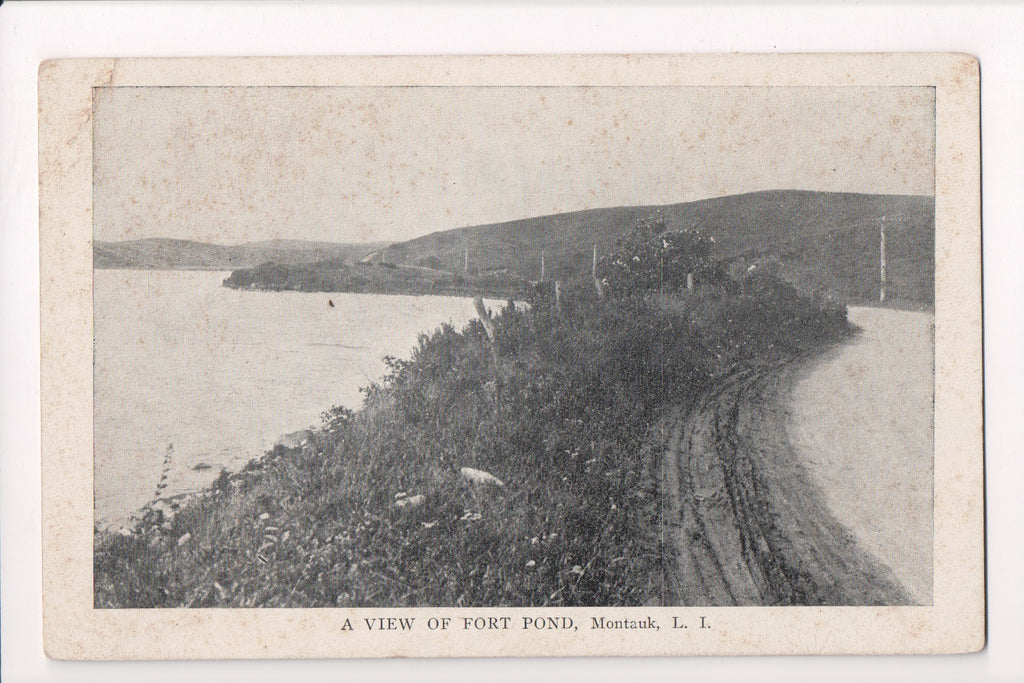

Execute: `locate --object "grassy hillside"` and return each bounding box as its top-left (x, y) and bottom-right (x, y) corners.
top-left (372, 191), bottom-right (934, 307)
top-left (95, 232), bottom-right (851, 608)
top-left (94, 238), bottom-right (387, 271)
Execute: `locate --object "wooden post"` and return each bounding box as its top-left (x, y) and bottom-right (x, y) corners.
top-left (686, 272), bottom-right (694, 291)
top-left (592, 244), bottom-right (604, 298)
top-left (540, 251), bottom-right (546, 281)
top-left (554, 280), bottom-right (562, 313)
top-left (880, 217), bottom-right (887, 303)
top-left (464, 246), bottom-right (469, 273)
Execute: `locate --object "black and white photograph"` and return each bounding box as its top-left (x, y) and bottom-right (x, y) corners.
top-left (91, 82), bottom-right (935, 609)
top-left (32, 53), bottom-right (985, 660)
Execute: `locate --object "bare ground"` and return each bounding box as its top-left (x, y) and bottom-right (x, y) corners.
top-left (658, 358), bottom-right (913, 606)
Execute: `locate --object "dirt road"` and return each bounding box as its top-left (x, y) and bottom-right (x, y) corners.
top-left (659, 346), bottom-right (915, 605)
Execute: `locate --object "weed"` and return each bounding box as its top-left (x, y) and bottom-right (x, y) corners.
top-left (95, 230), bottom-right (849, 607)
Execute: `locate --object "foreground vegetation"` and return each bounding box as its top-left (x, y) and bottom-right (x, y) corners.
top-left (95, 227), bottom-right (849, 608)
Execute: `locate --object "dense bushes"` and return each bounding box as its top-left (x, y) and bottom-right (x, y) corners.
top-left (94, 230), bottom-right (849, 608)
top-left (598, 222), bottom-right (724, 296)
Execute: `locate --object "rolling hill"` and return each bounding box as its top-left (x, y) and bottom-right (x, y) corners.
top-left (366, 190), bottom-right (933, 307)
top-left (93, 238), bottom-right (387, 271)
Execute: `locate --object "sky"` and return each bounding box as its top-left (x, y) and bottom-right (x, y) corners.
top-left (93, 86), bottom-right (935, 245)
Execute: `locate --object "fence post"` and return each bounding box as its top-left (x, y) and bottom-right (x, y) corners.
top-left (592, 244), bottom-right (605, 299)
top-left (880, 217), bottom-right (887, 303)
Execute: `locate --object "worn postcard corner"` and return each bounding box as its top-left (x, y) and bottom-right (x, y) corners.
top-left (39, 53), bottom-right (982, 659)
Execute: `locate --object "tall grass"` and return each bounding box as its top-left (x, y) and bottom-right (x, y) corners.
top-left (94, 233), bottom-right (849, 608)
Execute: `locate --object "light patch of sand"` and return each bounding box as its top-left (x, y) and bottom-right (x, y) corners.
top-left (787, 307), bottom-right (934, 604)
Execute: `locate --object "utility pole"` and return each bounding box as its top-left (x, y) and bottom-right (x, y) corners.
top-left (880, 216), bottom-right (887, 303)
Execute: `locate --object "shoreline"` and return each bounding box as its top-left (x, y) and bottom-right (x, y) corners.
top-left (222, 282), bottom-right (527, 302)
top-left (785, 307), bottom-right (934, 604)
top-left (105, 332), bottom-right (920, 607)
top-left (93, 264), bottom-right (934, 312)
top-left (94, 284), bottom-right (518, 532)
top-left (92, 251), bottom-right (863, 607)
top-left (660, 344), bottom-right (914, 606)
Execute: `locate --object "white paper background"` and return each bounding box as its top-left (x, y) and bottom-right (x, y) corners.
top-left (2, 2), bottom-right (1021, 681)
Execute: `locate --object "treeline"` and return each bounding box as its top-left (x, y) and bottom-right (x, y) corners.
top-left (222, 259), bottom-right (531, 300)
top-left (95, 228), bottom-right (849, 608)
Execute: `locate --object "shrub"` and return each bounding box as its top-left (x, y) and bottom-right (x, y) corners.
top-left (96, 226), bottom-right (848, 608)
top-left (598, 223), bottom-right (724, 296)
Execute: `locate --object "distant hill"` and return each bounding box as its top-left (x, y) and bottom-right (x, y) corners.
top-left (93, 238), bottom-right (388, 271)
top-left (368, 190), bottom-right (934, 307)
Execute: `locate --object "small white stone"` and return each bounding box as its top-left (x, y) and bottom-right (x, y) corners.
top-left (459, 467), bottom-right (505, 487)
top-left (394, 494), bottom-right (425, 509)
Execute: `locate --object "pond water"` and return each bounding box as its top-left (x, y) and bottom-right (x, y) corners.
top-left (93, 269), bottom-right (504, 527)
top-left (787, 306), bottom-right (934, 604)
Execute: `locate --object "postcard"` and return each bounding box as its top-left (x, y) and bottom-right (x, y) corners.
top-left (39, 53), bottom-right (982, 658)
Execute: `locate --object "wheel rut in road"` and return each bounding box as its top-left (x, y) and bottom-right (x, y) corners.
top-left (659, 360), bottom-right (913, 606)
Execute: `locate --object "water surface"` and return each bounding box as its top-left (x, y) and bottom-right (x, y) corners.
top-left (787, 306), bottom-right (934, 604)
top-left (94, 269), bottom-right (502, 527)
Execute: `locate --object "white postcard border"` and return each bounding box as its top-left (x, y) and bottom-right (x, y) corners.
top-left (39, 53), bottom-right (982, 660)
